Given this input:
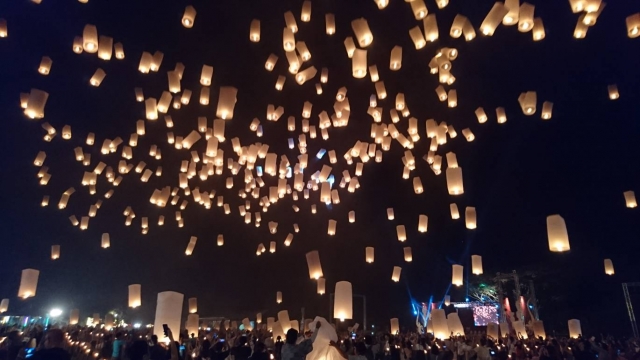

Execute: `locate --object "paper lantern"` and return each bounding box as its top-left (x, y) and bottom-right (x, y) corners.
top-left (185, 236), bottom-right (197, 255)
top-left (24, 89), bottom-right (49, 119)
top-left (391, 266), bottom-right (402, 282)
top-left (366, 247), bottom-right (374, 263)
top-left (295, 66), bottom-right (317, 85)
top-left (447, 89), bottom-right (457, 107)
top-left (352, 49), bottom-right (367, 78)
top-left (351, 18), bottom-right (373, 47)
top-left (389, 46), bottom-right (402, 70)
top-left (387, 208), bottom-right (395, 220)
top-left (480, 2), bottom-right (508, 36)
top-left (500, 323), bottom-right (509, 337)
top-left (216, 86), bottom-right (238, 119)
top-left (471, 255), bottom-right (483, 275)
top-left (317, 278), bottom-right (326, 295)
top-left (503, 0), bottom-right (519, 25)
top-left (517, 3), bottom-right (534, 32)
top-left (604, 259), bottom-right (615, 275)
top-left (465, 207), bottom-right (477, 229)
top-left (327, 219), bottom-right (337, 236)
top-left (128, 284), bottom-right (141, 308)
top-left (403, 247), bottom-right (413, 262)
top-left (89, 68), bottom-right (106, 86)
top-left (182, 6), bottom-right (196, 28)
top-left (49, 244), bottom-right (61, 260)
top-left (512, 320), bottom-right (527, 338)
top-left (446, 167), bottom-right (464, 195)
top-left (306, 251), bottom-right (324, 279)
top-left (416, 214), bottom-right (428, 233)
top-left (487, 323), bottom-right (499, 339)
top-left (623, 191), bottom-right (637, 208)
top-left (444, 295), bottom-right (451, 306)
top-left (189, 297), bottom-right (197, 313)
top-left (574, 15), bottom-right (589, 38)
top-left (627, 14), bottom-right (640, 38)
top-left (325, 13), bottom-right (335, 35)
top-left (282, 27), bottom-right (296, 52)
top-left (452, 264), bottom-right (463, 286)
top-left (278, 310), bottom-right (291, 333)
top-left (568, 319), bottom-right (582, 338)
top-left (541, 101), bottom-right (553, 119)
top-left (431, 309), bottom-right (450, 339)
top-left (18, 268), bottom-right (39, 298)
top-left (608, 84), bottom-right (619, 100)
top-left (389, 318), bottom-right (400, 334)
top-left (334, 281), bottom-right (353, 321)
top-left (532, 320), bottom-right (546, 339)
top-left (424, 14), bottom-right (439, 41)
top-left (114, 42), bottom-right (124, 59)
top-left (38, 56), bottom-right (52, 75)
top-left (67, 309), bottom-right (79, 325)
top-left (396, 225), bottom-right (407, 242)
top-left (447, 313), bottom-right (465, 336)
top-left (97, 35), bottom-right (113, 60)
top-left (82, 24), bottom-right (98, 53)
top-left (153, 291), bottom-right (184, 340)
top-left (409, 26), bottom-right (426, 49)
top-left (0, 19), bottom-right (6, 38)
top-left (533, 17), bottom-right (545, 40)
top-left (276, 291), bottom-right (283, 304)
top-left (547, 214), bottom-right (570, 252)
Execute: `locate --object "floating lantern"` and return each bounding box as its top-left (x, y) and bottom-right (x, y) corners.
top-left (518, 3), bottom-right (534, 32)
top-left (496, 107), bottom-right (507, 123)
top-left (450, 15), bottom-right (467, 38)
top-left (533, 18), bottom-right (545, 40)
top-left (138, 52), bottom-right (152, 73)
top-left (424, 14), bottom-right (439, 41)
top-left (532, 320), bottom-right (546, 339)
top-left (432, 309), bottom-right (449, 339)
top-left (461, 128), bottom-right (475, 141)
top-left (284, 11), bottom-right (298, 33)
top-left (351, 18), bottom-right (373, 47)
top-left (276, 291), bottom-right (283, 304)
top-left (317, 278), bottom-right (326, 295)
top-left (366, 247), bottom-right (374, 263)
top-left (326, 13), bottom-right (335, 35)
top-left (249, 19), bottom-right (261, 42)
top-left (447, 89), bottom-right (457, 107)
top-left (624, 191), bottom-right (637, 208)
top-left (387, 208), bottom-right (395, 220)
top-left (301, 1), bottom-right (311, 22)
top-left (18, 269), bottom-right (39, 298)
top-left (480, 2), bottom-right (508, 36)
top-left (128, 284), bottom-right (141, 308)
top-left (547, 214), bottom-right (570, 252)
top-left (396, 225), bottom-right (407, 242)
top-left (409, 26), bottom-right (426, 49)
top-left (306, 251), bottom-right (324, 279)
top-left (465, 207), bottom-right (477, 229)
top-left (334, 281), bottom-right (353, 321)
top-left (98, 35), bottom-right (113, 60)
top-left (182, 6), bottom-right (196, 28)
top-left (627, 14), bottom-right (640, 38)
top-left (403, 247), bottom-right (413, 262)
top-left (185, 236), bottom-right (197, 255)
top-left (541, 101), bottom-right (553, 119)
top-left (114, 42), bottom-right (125, 59)
top-left (446, 167), bottom-right (464, 195)
top-left (369, 65), bottom-right (379, 82)
top-left (82, 24), bottom-right (98, 53)
top-left (389, 46), bottom-right (402, 70)
top-left (608, 85), bottom-right (619, 100)
top-left (391, 266), bottom-right (402, 282)
top-left (38, 56), bottom-right (52, 75)
top-left (0, 19), bottom-right (6, 38)
top-left (167, 71), bottom-right (181, 93)
top-left (283, 27), bottom-right (295, 52)
top-left (574, 15), bottom-right (588, 38)
top-left (390, 318), bottom-right (400, 334)
top-left (69, 309), bottom-right (79, 324)
top-left (200, 87), bottom-right (210, 105)
top-left (503, 0), bottom-right (519, 25)
top-left (153, 291), bottom-right (184, 341)
top-left (24, 89), bottom-right (49, 119)
top-left (200, 65), bottom-right (213, 86)
top-left (189, 297), bottom-right (197, 313)
top-left (568, 319), bottom-right (582, 338)
top-left (413, 177), bottom-right (424, 194)
top-left (471, 255), bottom-right (483, 275)
top-left (89, 68), bottom-right (106, 86)
top-left (216, 86), bottom-right (238, 119)
top-left (352, 49), bottom-right (367, 78)
top-left (452, 265), bottom-right (463, 286)
top-left (328, 219), bottom-right (337, 235)
top-left (51, 245), bottom-right (60, 260)
top-left (604, 259), bottom-right (615, 275)
top-left (72, 37), bottom-right (83, 53)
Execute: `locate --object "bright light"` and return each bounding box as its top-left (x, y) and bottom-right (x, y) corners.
top-left (50, 308), bottom-right (63, 317)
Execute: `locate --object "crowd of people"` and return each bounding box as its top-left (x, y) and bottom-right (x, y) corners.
top-left (2, 321), bottom-right (640, 360)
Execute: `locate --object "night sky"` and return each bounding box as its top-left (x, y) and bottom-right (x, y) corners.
top-left (0, 0), bottom-right (639, 335)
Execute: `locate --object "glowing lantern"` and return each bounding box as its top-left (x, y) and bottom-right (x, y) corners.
top-left (317, 278), bottom-right (326, 295)
top-left (413, 177), bottom-right (424, 194)
top-left (568, 319), bottom-right (582, 338)
top-left (541, 101), bottom-right (553, 119)
top-left (352, 49), bottom-right (367, 78)
top-left (153, 291), bottom-right (184, 340)
top-left (216, 86), bottom-right (238, 119)
top-left (480, 2), bottom-right (508, 36)
top-left (547, 214), bottom-right (570, 252)
top-left (188, 298), bottom-right (197, 313)
top-left (114, 42), bottom-right (125, 59)
top-left (446, 167), bottom-right (464, 195)
top-left (24, 89), bottom-right (49, 119)
top-left (97, 35), bottom-right (113, 60)
top-left (68, 309), bottom-right (79, 324)
top-left (167, 71), bottom-right (181, 93)
top-left (366, 247), bottom-right (374, 263)
top-left (125, 284), bottom-right (142, 308)
top-left (51, 245), bottom-right (60, 260)
top-left (409, 26), bottom-right (426, 49)
top-left (627, 14), bottom-right (640, 38)
top-left (532, 320), bottom-right (545, 339)
top-left (334, 281), bottom-right (353, 321)
top-left (276, 291), bottom-right (283, 304)
top-left (463, 19), bottom-right (476, 40)
top-left (533, 17), bottom-right (545, 40)
top-left (369, 65), bottom-right (379, 82)
top-left (519, 91), bottom-right (537, 115)
top-left (465, 207), bottom-right (477, 229)
top-left (306, 251), bottom-right (324, 279)
top-left (328, 219), bottom-right (337, 235)
top-left (417, 215), bottom-right (428, 233)
top-left (185, 236), bottom-right (197, 255)
top-left (396, 225), bottom-right (407, 242)
top-left (18, 269), bottom-right (39, 298)
top-left (390, 318), bottom-right (400, 334)
top-left (89, 68), bottom-right (106, 86)
top-left (450, 15), bottom-right (467, 38)
top-left (38, 56), bottom-right (52, 75)
top-left (452, 265), bottom-right (463, 286)
top-left (34, 151), bottom-right (46, 166)
top-left (249, 19), bottom-right (261, 42)
top-left (518, 3), bottom-right (534, 32)
top-left (444, 295), bottom-right (451, 306)
top-left (390, 46), bottom-right (402, 70)
top-left (200, 87), bottom-right (210, 105)
top-left (182, 6), bottom-right (196, 28)
top-left (200, 65), bottom-right (213, 86)
top-left (391, 266), bottom-right (402, 282)
top-left (387, 208), bottom-right (395, 220)
top-left (375, 81), bottom-right (387, 99)
top-left (447, 313), bottom-right (465, 336)
top-left (424, 14), bottom-right (439, 41)
top-left (0, 19), bottom-right (6, 38)
top-left (471, 255), bottom-right (483, 275)
top-left (351, 18), bottom-right (373, 47)
top-left (82, 24), bottom-right (98, 53)
top-left (462, 128), bottom-right (475, 141)
top-left (604, 259), bottom-right (615, 275)
top-left (283, 28), bottom-right (295, 52)
top-left (608, 85), bottom-right (619, 100)
top-left (447, 89), bottom-right (457, 107)
top-left (295, 66), bottom-right (317, 85)
top-left (101, 233), bottom-right (110, 248)
top-left (432, 309), bottom-right (450, 339)
top-left (326, 13), bottom-right (335, 35)
top-left (624, 191), bottom-right (637, 208)
top-left (574, 15), bottom-right (588, 38)
top-left (410, 0), bottom-right (428, 20)
top-left (503, 0), bottom-right (519, 25)
top-left (403, 247), bottom-right (413, 262)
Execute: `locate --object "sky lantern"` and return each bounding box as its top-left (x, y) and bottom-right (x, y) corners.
top-left (403, 247), bottom-right (413, 262)
top-left (276, 291), bottom-right (283, 304)
top-left (114, 42), bottom-right (125, 59)
top-left (334, 281), bottom-right (353, 321)
top-left (366, 247), bottom-right (374, 263)
top-left (51, 245), bottom-right (60, 260)
top-left (452, 265), bottom-right (463, 286)
top-left (532, 320), bottom-right (546, 339)
top-left (391, 266), bottom-right (402, 282)
top-left (475, 107), bottom-right (488, 123)
top-left (0, 19), bottom-right (6, 38)
top-left (188, 297), bottom-right (197, 313)
top-left (627, 14), bottom-right (640, 38)
top-left (328, 219), bottom-right (337, 235)
top-left (431, 309), bottom-right (450, 339)
top-left (503, 0), bottom-right (519, 26)
top-left (38, 56), bottom-right (52, 75)
top-left (396, 225), bottom-right (407, 242)
top-left (82, 24), bottom-right (98, 53)
top-left (306, 251), bottom-right (324, 279)
top-left (278, 310), bottom-right (291, 332)
top-left (418, 215), bottom-right (428, 232)
top-left (317, 278), bottom-right (326, 295)
top-left (604, 259), bottom-right (615, 275)
top-left (574, 15), bottom-right (589, 38)
top-left (24, 89), bottom-right (49, 119)
top-left (352, 49), bottom-right (367, 78)
top-left (533, 18), bottom-right (545, 40)
top-left (216, 86), bottom-right (238, 119)
top-left (424, 14), bottom-right (438, 41)
top-left (182, 6), bottom-right (196, 28)
top-left (409, 26), bottom-right (426, 49)
top-left (624, 191), bottom-right (637, 208)
top-left (518, 3), bottom-right (535, 32)
top-left (410, 0), bottom-right (428, 20)
top-left (129, 284), bottom-right (141, 308)
top-left (390, 318), bottom-right (400, 334)
top-left (69, 309), bottom-right (79, 325)
top-left (465, 207), bottom-right (477, 229)
top-left (480, 2), bottom-right (508, 36)
top-left (608, 84), bottom-right (619, 100)
top-left (249, 19), bottom-right (260, 42)
top-left (97, 35), bottom-right (113, 60)
top-left (18, 268), bottom-right (39, 298)
top-left (283, 28), bottom-right (295, 52)
top-left (185, 236), bottom-right (197, 255)
top-left (541, 101), bottom-right (553, 119)
top-left (390, 46), bottom-right (402, 70)
top-left (547, 215), bottom-right (570, 252)
top-left (301, 1), bottom-right (311, 22)
top-left (325, 13), bottom-right (335, 35)
top-left (568, 319), bottom-right (582, 338)
top-left (351, 18), bottom-right (373, 47)
top-left (387, 208), bottom-right (395, 220)
top-left (153, 291), bottom-right (184, 341)
top-left (471, 255), bottom-right (483, 275)
top-left (200, 65), bottom-right (213, 86)
top-left (446, 167), bottom-right (464, 195)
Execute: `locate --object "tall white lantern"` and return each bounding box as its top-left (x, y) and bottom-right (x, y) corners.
top-left (216, 86), bottom-right (238, 119)
top-left (306, 251), bottom-right (324, 279)
top-left (396, 225), bottom-right (407, 242)
top-left (452, 265), bottom-right (463, 286)
top-left (532, 320), bottom-right (546, 339)
top-left (334, 281), bottom-right (353, 321)
top-left (51, 245), bottom-right (60, 260)
top-left (465, 207), bottom-right (477, 229)
top-left (351, 18), bottom-right (373, 47)
top-left (278, 310), bottom-right (291, 332)
top-left (276, 291), bottom-right (283, 304)
top-left (568, 319), bottom-right (582, 338)
top-left (471, 255), bottom-right (483, 275)
top-left (391, 266), bottom-right (402, 282)
top-left (188, 297), bottom-right (197, 313)
top-left (390, 318), bottom-right (400, 334)
top-left (153, 291), bottom-right (184, 341)
top-left (18, 269), bottom-right (39, 298)
top-left (365, 247), bottom-right (374, 263)
top-left (317, 278), bottom-right (326, 295)
top-left (403, 247), bottom-right (413, 262)
top-left (624, 191), bottom-right (637, 208)
top-left (604, 259), bottom-right (615, 275)
top-left (547, 215), bottom-right (570, 252)
top-left (418, 215), bottom-right (428, 232)
top-left (0, 299), bottom-right (9, 313)
top-left (129, 284), bottom-right (141, 308)
top-left (431, 309), bottom-right (450, 339)
top-left (352, 49), bottom-right (367, 78)
top-left (69, 309), bottom-right (79, 324)
top-left (182, 6), bottom-right (196, 28)
top-left (446, 167), bottom-right (464, 195)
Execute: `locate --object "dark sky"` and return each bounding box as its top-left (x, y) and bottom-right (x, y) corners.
top-left (0, 0), bottom-right (639, 334)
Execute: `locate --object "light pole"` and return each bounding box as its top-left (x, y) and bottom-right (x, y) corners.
top-left (329, 293), bottom-right (366, 330)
